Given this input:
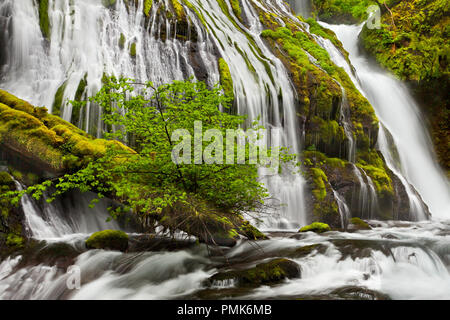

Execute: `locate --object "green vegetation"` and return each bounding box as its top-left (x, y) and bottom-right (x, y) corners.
top-left (102, 0), bottom-right (117, 8)
top-left (119, 33), bottom-right (126, 49)
top-left (130, 42), bottom-right (137, 57)
top-left (6, 233), bottom-right (24, 248)
top-left (171, 0), bottom-right (185, 20)
top-left (299, 222), bottom-right (332, 233)
top-left (85, 230), bottom-right (129, 251)
top-left (0, 89), bottom-right (132, 174)
top-left (38, 0), bottom-right (50, 39)
top-left (349, 217), bottom-right (371, 229)
top-left (230, 0), bottom-right (242, 21)
top-left (1, 78), bottom-right (275, 244)
top-left (218, 58), bottom-right (235, 101)
top-left (0, 172), bottom-right (15, 219)
top-left (52, 81), bottom-right (67, 116)
top-left (312, 0), bottom-right (379, 23)
top-left (144, 0), bottom-right (153, 17)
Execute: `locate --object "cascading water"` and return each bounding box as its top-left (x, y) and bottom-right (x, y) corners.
top-left (186, 0), bottom-right (308, 228)
top-left (0, 0), bottom-right (308, 228)
top-left (320, 22), bottom-right (450, 220)
top-left (15, 179), bottom-right (123, 240)
top-left (286, 0), bottom-right (311, 17)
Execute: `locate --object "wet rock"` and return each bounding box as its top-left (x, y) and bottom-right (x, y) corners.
top-left (127, 234), bottom-right (197, 252)
top-left (331, 239), bottom-right (392, 260)
top-left (331, 286), bottom-right (391, 300)
top-left (381, 233), bottom-right (399, 240)
top-left (207, 258), bottom-right (300, 287)
top-left (85, 230), bottom-right (129, 252)
top-left (10, 240), bottom-right (82, 270)
top-left (286, 244), bottom-right (327, 259)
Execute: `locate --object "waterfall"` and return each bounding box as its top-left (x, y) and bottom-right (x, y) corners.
top-left (185, 0), bottom-right (308, 228)
top-left (14, 180), bottom-right (122, 240)
top-left (332, 189), bottom-right (351, 228)
top-left (0, 0), bottom-right (311, 228)
top-left (286, 0), bottom-right (312, 18)
top-left (320, 23), bottom-right (450, 220)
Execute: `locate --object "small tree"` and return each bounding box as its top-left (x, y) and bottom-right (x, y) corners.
top-left (6, 77), bottom-right (297, 235)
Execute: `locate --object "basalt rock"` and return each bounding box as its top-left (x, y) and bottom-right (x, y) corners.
top-left (207, 258), bottom-right (301, 287)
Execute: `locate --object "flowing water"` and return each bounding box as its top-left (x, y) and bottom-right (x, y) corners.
top-left (0, 1), bottom-right (449, 300)
top-left (320, 22), bottom-right (450, 220)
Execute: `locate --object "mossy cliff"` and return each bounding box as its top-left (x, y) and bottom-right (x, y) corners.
top-left (359, 0), bottom-right (449, 174)
top-left (0, 90), bottom-right (265, 246)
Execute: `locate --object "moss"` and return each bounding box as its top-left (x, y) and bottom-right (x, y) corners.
top-left (306, 18), bottom-right (347, 52)
top-left (38, 0), bottom-right (50, 39)
top-left (0, 172), bottom-right (15, 219)
top-left (230, 0), bottom-right (242, 21)
top-left (170, 0), bottom-right (185, 20)
top-left (209, 258), bottom-right (300, 287)
top-left (357, 164), bottom-right (393, 197)
top-left (218, 58), bottom-right (234, 101)
top-left (85, 230), bottom-right (129, 251)
top-left (130, 42), bottom-right (137, 57)
top-left (102, 0), bottom-right (117, 8)
top-left (119, 33), bottom-right (126, 49)
top-left (299, 222), bottom-right (331, 233)
top-left (349, 217), bottom-right (371, 229)
top-left (0, 171), bottom-right (13, 186)
top-left (52, 81), bottom-right (67, 116)
top-left (0, 90), bottom-right (133, 173)
top-left (238, 220), bottom-right (268, 240)
top-left (6, 233), bottom-right (24, 248)
top-left (310, 168), bottom-right (328, 201)
top-left (143, 0), bottom-right (153, 17)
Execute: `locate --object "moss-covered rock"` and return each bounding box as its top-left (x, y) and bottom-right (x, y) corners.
top-left (299, 222), bottom-right (331, 233)
top-left (208, 258), bottom-right (300, 287)
top-left (130, 42), bottom-right (137, 57)
top-left (143, 0), bottom-right (153, 17)
top-left (218, 58), bottom-right (235, 101)
top-left (85, 230), bottom-right (129, 251)
top-left (349, 217), bottom-right (371, 230)
top-left (0, 90), bottom-right (133, 174)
